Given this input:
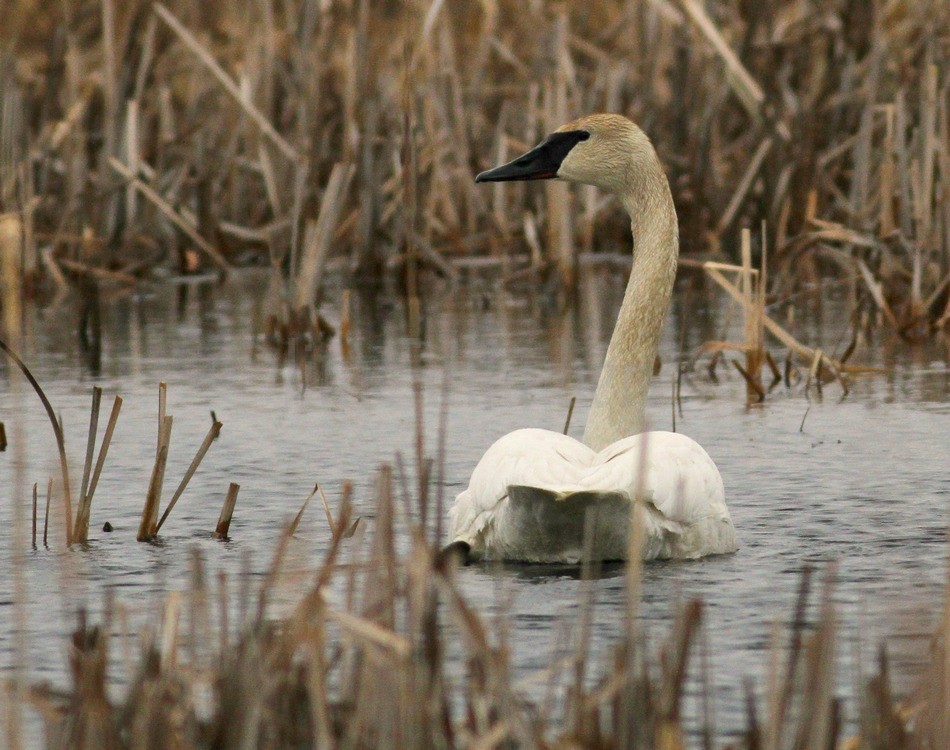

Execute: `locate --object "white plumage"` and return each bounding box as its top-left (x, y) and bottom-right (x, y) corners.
top-left (449, 114), bottom-right (738, 563)
top-left (448, 429), bottom-right (736, 563)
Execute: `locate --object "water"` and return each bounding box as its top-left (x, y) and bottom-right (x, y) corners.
top-left (1, 267), bottom-right (949, 741)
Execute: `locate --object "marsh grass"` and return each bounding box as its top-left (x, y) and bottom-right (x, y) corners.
top-left (691, 226), bottom-right (884, 403)
top-left (0, 342), bottom-right (219, 546)
top-left (0, 0), bottom-right (947, 341)
top-left (7, 459), bottom-right (950, 749)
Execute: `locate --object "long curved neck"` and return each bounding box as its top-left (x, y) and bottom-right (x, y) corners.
top-left (581, 160), bottom-right (678, 452)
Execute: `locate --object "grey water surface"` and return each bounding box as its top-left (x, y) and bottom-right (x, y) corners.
top-left (1, 267), bottom-right (949, 741)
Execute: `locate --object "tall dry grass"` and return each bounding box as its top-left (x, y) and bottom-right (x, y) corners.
top-left (8, 460), bottom-right (950, 749)
top-left (0, 0), bottom-right (947, 339)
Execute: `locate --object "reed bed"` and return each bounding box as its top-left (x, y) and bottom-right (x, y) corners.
top-left (0, 0), bottom-right (947, 346)
top-left (5, 460), bottom-right (949, 749)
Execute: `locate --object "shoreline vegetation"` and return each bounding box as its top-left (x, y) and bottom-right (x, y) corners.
top-left (1, 0), bottom-right (949, 747)
top-left (11, 446), bottom-right (950, 750)
top-left (1, 0), bottom-right (948, 340)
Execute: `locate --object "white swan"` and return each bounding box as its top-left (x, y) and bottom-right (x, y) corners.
top-left (446, 114), bottom-right (737, 564)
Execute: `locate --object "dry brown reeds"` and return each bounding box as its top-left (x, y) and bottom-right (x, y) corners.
top-left (138, 382), bottom-right (223, 541)
top-left (0, 0), bottom-right (946, 340)
top-left (691, 227), bottom-right (885, 402)
top-left (12, 459), bottom-right (950, 749)
top-left (73, 386), bottom-right (123, 543)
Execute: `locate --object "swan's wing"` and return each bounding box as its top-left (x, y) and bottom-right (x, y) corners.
top-left (587, 431), bottom-right (736, 558)
top-left (591, 431), bottom-right (728, 526)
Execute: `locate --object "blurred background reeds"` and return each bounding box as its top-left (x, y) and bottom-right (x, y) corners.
top-left (0, 0), bottom-right (947, 341)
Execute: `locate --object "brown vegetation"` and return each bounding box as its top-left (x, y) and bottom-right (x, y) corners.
top-left (10, 461), bottom-right (950, 749)
top-left (0, 0), bottom-right (947, 343)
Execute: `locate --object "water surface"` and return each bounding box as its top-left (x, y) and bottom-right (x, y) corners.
top-left (1, 268), bottom-right (948, 740)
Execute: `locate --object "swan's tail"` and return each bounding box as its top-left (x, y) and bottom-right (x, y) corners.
top-left (507, 485), bottom-right (628, 506)
top-left (495, 485), bottom-right (631, 562)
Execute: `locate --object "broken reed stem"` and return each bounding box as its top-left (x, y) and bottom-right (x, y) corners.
top-left (157, 381), bottom-right (167, 446)
top-left (804, 348), bottom-right (824, 396)
top-left (81, 395), bottom-right (123, 531)
top-left (78, 387), bottom-right (102, 506)
top-left (109, 157), bottom-right (231, 272)
top-left (0, 336), bottom-right (73, 545)
top-left (152, 2), bottom-right (298, 161)
top-left (154, 420), bottom-right (223, 534)
top-left (732, 359), bottom-right (765, 401)
top-left (317, 484), bottom-right (335, 532)
top-left (288, 486), bottom-right (316, 536)
top-left (73, 387), bottom-right (102, 543)
top-left (213, 483), bottom-right (240, 539)
top-left (139, 415), bottom-right (173, 541)
top-left (739, 227), bottom-right (767, 400)
top-left (678, 0), bottom-right (765, 121)
top-left (339, 290), bottom-right (352, 357)
top-left (293, 163), bottom-right (355, 312)
top-left (718, 139), bottom-right (773, 235)
top-left (563, 396), bottom-right (577, 435)
top-left (43, 478), bottom-right (51, 547)
top-left (31, 483), bottom-right (37, 549)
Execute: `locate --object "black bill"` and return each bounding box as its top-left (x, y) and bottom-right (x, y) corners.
top-left (475, 130), bottom-right (590, 183)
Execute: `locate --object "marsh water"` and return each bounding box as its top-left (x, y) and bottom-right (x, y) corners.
top-left (2, 266), bottom-right (949, 740)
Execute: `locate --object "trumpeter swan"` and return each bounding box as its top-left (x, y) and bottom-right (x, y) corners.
top-left (446, 114), bottom-right (737, 564)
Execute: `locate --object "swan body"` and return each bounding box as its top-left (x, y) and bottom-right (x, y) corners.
top-left (448, 114), bottom-right (738, 563)
top-left (448, 429), bottom-right (735, 563)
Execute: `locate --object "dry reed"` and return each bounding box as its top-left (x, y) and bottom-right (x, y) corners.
top-left (0, 0), bottom-right (946, 341)
top-left (139, 383), bottom-right (222, 541)
top-left (11, 459), bottom-right (950, 749)
top-left (212, 482), bottom-right (240, 540)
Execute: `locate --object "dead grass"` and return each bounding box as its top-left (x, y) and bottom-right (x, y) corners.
top-left (5, 461), bottom-right (949, 749)
top-left (0, 0), bottom-right (947, 342)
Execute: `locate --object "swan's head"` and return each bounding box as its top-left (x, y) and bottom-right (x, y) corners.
top-left (475, 114), bottom-right (657, 195)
